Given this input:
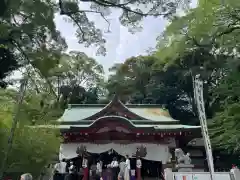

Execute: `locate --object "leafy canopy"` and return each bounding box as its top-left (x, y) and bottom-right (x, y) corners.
top-left (0, 89), bottom-right (61, 178)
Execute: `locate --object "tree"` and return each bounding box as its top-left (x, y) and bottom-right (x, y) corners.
top-left (207, 58), bottom-right (240, 153)
top-left (23, 50), bottom-right (105, 108)
top-left (153, 0), bottom-right (240, 152)
top-left (0, 46), bottom-right (20, 88)
top-left (106, 55), bottom-right (198, 124)
top-left (1, 0), bottom-right (191, 91)
top-left (59, 0), bottom-right (191, 55)
top-left (48, 51), bottom-right (105, 106)
top-left (107, 56), bottom-right (156, 102)
top-left (0, 0), bottom-right (67, 90)
top-left (0, 89), bottom-right (61, 178)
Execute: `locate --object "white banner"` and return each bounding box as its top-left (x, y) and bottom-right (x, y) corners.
top-left (59, 143), bottom-right (169, 163)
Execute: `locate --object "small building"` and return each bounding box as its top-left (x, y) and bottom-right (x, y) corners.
top-left (57, 95), bottom-right (203, 174)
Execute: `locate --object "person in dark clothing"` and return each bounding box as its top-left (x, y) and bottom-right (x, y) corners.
top-left (90, 160), bottom-right (100, 180)
top-left (64, 173), bottom-right (78, 180)
top-left (64, 166), bottom-right (78, 180)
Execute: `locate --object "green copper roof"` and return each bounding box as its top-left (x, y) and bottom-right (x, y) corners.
top-left (58, 96), bottom-right (179, 123)
top-left (58, 107), bottom-right (103, 122)
top-left (128, 108), bottom-right (177, 122)
top-left (59, 106), bottom-right (178, 122)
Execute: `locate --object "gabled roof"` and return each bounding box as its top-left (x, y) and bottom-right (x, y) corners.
top-left (59, 105), bottom-right (104, 122)
top-left (55, 95), bottom-right (201, 132)
top-left (58, 95), bottom-right (178, 124)
top-left (127, 107), bottom-right (176, 122)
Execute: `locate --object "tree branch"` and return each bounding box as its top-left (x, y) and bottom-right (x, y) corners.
top-left (60, 0), bottom-right (170, 18)
top-left (67, 14), bottom-right (86, 41)
top-left (64, 10), bottom-right (110, 32)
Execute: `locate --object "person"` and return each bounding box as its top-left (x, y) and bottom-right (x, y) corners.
top-left (96, 158), bottom-right (103, 178)
top-left (118, 157), bottom-right (125, 179)
top-left (64, 165), bottom-right (78, 180)
top-left (69, 162), bottom-right (76, 172)
top-left (54, 161), bottom-right (62, 180)
top-left (106, 164), bottom-right (112, 180)
top-left (20, 173), bottom-right (32, 180)
top-left (136, 157), bottom-right (142, 180)
top-left (130, 169), bottom-right (136, 180)
top-left (59, 159), bottom-right (67, 180)
top-left (124, 155), bottom-right (131, 180)
top-left (82, 155), bottom-right (89, 180)
top-left (111, 157), bottom-right (119, 180)
top-left (90, 160), bottom-right (101, 180)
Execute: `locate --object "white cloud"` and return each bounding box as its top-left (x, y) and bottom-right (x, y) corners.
top-left (55, 9), bottom-right (167, 75)
top-left (10, 4), bottom-right (169, 84)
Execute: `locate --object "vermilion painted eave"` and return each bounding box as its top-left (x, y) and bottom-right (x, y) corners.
top-left (59, 126), bottom-right (202, 138)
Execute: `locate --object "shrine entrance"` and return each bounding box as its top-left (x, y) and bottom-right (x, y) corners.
top-left (66, 148), bottom-right (164, 180)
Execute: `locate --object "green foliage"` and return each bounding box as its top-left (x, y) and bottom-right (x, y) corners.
top-left (106, 0), bottom-right (240, 153)
top-left (154, 0), bottom-right (240, 152)
top-left (209, 69), bottom-right (240, 153)
top-left (0, 89), bottom-right (61, 177)
top-left (106, 55), bottom-right (198, 124)
top-left (60, 0), bottom-right (190, 55)
top-left (0, 46), bottom-right (20, 88)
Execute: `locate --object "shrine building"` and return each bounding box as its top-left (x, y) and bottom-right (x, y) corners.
top-left (56, 95), bottom-right (206, 173)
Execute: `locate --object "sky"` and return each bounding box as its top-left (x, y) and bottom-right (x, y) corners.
top-left (54, 6), bottom-right (168, 75)
top-left (11, 0), bottom-right (197, 81)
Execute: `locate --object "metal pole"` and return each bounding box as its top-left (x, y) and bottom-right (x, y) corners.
top-left (193, 75), bottom-right (215, 180)
top-left (0, 78), bottom-right (28, 179)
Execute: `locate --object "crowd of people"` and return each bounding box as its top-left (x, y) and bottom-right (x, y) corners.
top-left (53, 155), bottom-right (142, 180)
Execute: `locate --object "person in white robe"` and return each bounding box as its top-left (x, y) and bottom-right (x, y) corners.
top-left (124, 155), bottom-right (131, 180)
top-left (118, 158), bottom-right (125, 180)
top-left (54, 161), bottom-right (65, 180)
top-left (96, 159), bottom-right (103, 177)
top-left (111, 157), bottom-right (119, 180)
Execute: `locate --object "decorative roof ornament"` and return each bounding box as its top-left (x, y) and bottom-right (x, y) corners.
top-left (108, 149), bottom-right (113, 155)
top-left (76, 145), bottom-right (87, 155)
top-left (133, 145), bottom-right (147, 158)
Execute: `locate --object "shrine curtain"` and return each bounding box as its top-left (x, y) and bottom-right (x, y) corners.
top-left (59, 143), bottom-right (171, 163)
